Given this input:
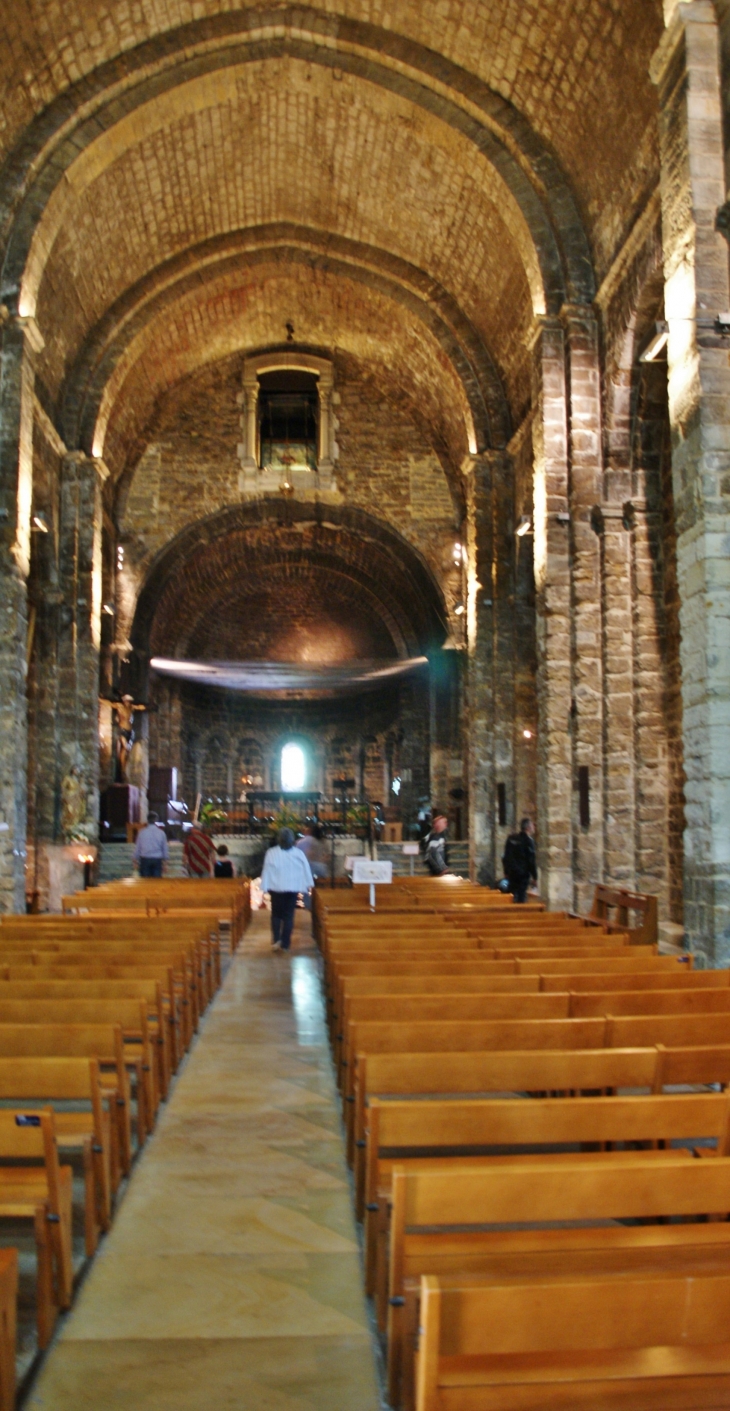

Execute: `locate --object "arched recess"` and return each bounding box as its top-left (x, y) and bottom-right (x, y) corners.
top-left (130, 498), bottom-right (450, 693)
top-left (60, 228), bottom-right (509, 459)
top-left (0, 9), bottom-right (594, 322)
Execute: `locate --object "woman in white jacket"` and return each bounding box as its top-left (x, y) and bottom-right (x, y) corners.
top-left (260, 828), bottom-right (314, 951)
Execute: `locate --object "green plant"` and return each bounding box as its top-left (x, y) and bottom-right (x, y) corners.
top-left (346, 803), bottom-right (370, 833)
top-left (200, 801), bottom-right (227, 825)
top-left (269, 804), bottom-right (303, 835)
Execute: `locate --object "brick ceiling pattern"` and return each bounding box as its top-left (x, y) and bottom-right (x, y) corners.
top-left (0, 1), bottom-right (665, 479)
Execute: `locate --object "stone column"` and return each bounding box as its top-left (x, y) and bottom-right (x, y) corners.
top-left (600, 506), bottom-right (636, 888)
top-left (563, 306), bottom-right (605, 910)
top-left (652, 2), bottom-right (730, 962)
top-left (530, 319), bottom-right (573, 907)
top-left (317, 368), bottom-right (335, 489)
top-left (238, 370), bottom-right (259, 488)
top-left (492, 457), bottom-right (516, 865)
top-left (56, 452), bottom-right (106, 842)
top-left (465, 455), bottom-right (497, 884)
top-left (0, 313), bottom-right (43, 911)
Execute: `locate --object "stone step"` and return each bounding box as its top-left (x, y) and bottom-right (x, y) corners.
top-left (97, 842), bottom-right (186, 883)
top-left (376, 841), bottom-right (470, 878)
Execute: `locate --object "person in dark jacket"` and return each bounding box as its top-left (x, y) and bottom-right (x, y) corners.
top-left (502, 817), bottom-right (537, 903)
top-left (214, 844), bottom-right (235, 878)
top-left (423, 814), bottom-right (449, 876)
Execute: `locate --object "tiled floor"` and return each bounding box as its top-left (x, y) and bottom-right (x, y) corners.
top-left (27, 909), bottom-right (381, 1410)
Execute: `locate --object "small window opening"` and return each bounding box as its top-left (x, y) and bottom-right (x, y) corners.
top-left (281, 742), bottom-right (306, 792)
top-left (259, 371), bottom-right (318, 472)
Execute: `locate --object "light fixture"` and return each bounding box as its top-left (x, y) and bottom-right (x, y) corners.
top-left (31, 513), bottom-right (49, 533)
top-left (116, 546), bottom-right (124, 570)
top-left (515, 516), bottom-right (532, 537)
top-left (453, 601), bottom-right (465, 616)
top-left (452, 541), bottom-right (463, 565)
top-left (523, 729), bottom-right (533, 739)
top-left (102, 602), bottom-right (115, 616)
top-left (640, 321), bottom-right (669, 363)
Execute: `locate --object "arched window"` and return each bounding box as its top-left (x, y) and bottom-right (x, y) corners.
top-left (281, 742), bottom-right (306, 792)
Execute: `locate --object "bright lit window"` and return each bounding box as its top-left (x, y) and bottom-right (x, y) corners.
top-left (281, 742), bottom-right (306, 791)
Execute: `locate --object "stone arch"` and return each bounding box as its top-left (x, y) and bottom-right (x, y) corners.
top-left (130, 499), bottom-right (450, 691)
top-left (60, 228), bottom-right (509, 459)
top-left (0, 8), bottom-right (594, 324)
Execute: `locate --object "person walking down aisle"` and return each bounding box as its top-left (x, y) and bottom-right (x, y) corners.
top-left (261, 828), bottom-right (314, 951)
top-left (133, 813), bottom-right (169, 877)
top-left (502, 816), bottom-right (538, 903)
top-left (423, 814), bottom-right (449, 876)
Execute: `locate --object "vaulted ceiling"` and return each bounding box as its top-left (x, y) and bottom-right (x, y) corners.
top-left (0, 1), bottom-right (665, 484)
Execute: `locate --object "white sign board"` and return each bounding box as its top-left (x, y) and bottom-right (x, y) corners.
top-left (344, 855), bottom-right (359, 873)
top-left (402, 843), bottom-right (420, 856)
top-left (352, 859), bottom-right (393, 885)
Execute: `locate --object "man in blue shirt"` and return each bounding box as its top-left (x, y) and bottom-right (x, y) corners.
top-left (133, 812), bottom-right (169, 878)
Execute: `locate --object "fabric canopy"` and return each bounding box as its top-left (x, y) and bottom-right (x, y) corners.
top-left (149, 656), bottom-right (429, 695)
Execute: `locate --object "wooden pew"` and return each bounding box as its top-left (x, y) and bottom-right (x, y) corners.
top-left (415, 1268), bottom-right (730, 1411)
top-left (337, 994), bottom-right (573, 1078)
top-left (350, 1043), bottom-right (730, 1201)
top-left (364, 1089), bottom-right (730, 1291)
top-left (1, 957), bottom-right (193, 1052)
top-left (0, 975), bottom-right (172, 1075)
top-left (0, 1109), bottom-right (72, 1347)
top-left (588, 881), bottom-right (658, 945)
top-left (0, 1251), bottom-right (16, 1411)
top-left (344, 1013), bottom-right (730, 1116)
top-left (0, 938), bottom-right (206, 1030)
top-left (392, 1155), bottom-right (730, 1409)
top-left (0, 1021), bottom-right (133, 1173)
top-left (0, 1057), bottom-right (114, 1257)
top-left (571, 988), bottom-right (730, 1016)
top-left (0, 914), bottom-right (222, 994)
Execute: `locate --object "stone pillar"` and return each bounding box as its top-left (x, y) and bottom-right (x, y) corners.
top-left (530, 320), bottom-right (573, 907)
top-left (465, 456), bottom-right (497, 885)
top-left (317, 367), bottom-right (335, 489)
top-left (600, 506), bottom-right (636, 888)
top-left (0, 313), bottom-right (43, 911)
top-left (652, 2), bottom-right (730, 962)
top-left (238, 370), bottom-right (259, 488)
top-left (492, 458), bottom-right (516, 865)
top-left (563, 307), bottom-right (605, 910)
top-left (56, 452), bottom-right (106, 842)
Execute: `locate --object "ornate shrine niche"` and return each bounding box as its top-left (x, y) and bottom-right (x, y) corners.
top-left (238, 350), bottom-right (337, 497)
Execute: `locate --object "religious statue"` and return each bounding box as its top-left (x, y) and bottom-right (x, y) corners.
top-left (60, 767), bottom-right (87, 838)
top-left (127, 738), bottom-right (149, 791)
top-left (105, 695), bottom-right (147, 782)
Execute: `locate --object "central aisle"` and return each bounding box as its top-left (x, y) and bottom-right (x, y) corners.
top-left (29, 910), bottom-right (381, 1411)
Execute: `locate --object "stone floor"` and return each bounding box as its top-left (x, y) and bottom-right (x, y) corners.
top-left (26, 908), bottom-right (381, 1410)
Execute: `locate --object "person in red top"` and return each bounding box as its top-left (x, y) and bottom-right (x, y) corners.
top-left (183, 823), bottom-right (217, 877)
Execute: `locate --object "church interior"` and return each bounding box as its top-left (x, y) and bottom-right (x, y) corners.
top-left (1, 0), bottom-right (730, 1407)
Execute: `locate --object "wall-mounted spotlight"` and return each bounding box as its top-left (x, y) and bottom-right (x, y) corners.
top-left (116, 545), bottom-right (124, 570)
top-left (523, 728), bottom-right (533, 740)
top-left (453, 601), bottom-right (465, 616)
top-left (452, 541), bottom-right (464, 565)
top-left (31, 513), bottom-right (49, 533)
top-left (640, 321), bottom-right (669, 363)
top-left (515, 516), bottom-right (532, 537)
top-left (102, 602), bottom-right (115, 616)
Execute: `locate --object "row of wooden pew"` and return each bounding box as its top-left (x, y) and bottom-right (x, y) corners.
top-left (318, 884), bottom-right (730, 1411)
top-left (0, 875), bottom-right (250, 1407)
